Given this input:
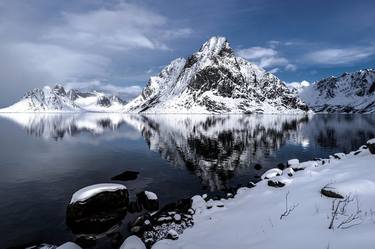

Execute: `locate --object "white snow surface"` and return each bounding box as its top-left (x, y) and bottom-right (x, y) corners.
top-left (145, 191), bottom-right (158, 200)
top-left (261, 168), bottom-right (282, 180)
top-left (70, 183), bottom-right (127, 204)
top-left (287, 158), bottom-right (299, 166)
top-left (56, 242), bottom-right (81, 249)
top-left (153, 145), bottom-right (375, 249)
top-left (120, 235), bottom-right (147, 249)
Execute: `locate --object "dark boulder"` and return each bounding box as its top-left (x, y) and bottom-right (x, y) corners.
top-left (111, 171), bottom-right (139, 181)
top-left (254, 163), bottom-right (262, 170)
top-left (66, 186), bottom-right (128, 234)
top-left (137, 191), bottom-right (159, 211)
top-left (277, 163), bottom-right (286, 170)
top-left (267, 180), bottom-right (286, 188)
top-left (321, 187), bottom-right (344, 199)
top-left (367, 139), bottom-right (375, 154)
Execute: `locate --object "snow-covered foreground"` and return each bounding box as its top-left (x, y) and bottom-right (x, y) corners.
top-left (153, 143), bottom-right (375, 249)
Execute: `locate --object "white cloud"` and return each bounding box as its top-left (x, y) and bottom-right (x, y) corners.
top-left (238, 47), bottom-right (277, 60)
top-left (285, 64), bottom-right (297, 71)
top-left (44, 2), bottom-right (190, 51)
top-left (9, 42), bottom-right (110, 82)
top-left (304, 46), bottom-right (375, 65)
top-left (65, 80), bottom-right (143, 99)
top-left (0, 1), bottom-right (192, 105)
top-left (268, 68), bottom-right (280, 74)
top-left (237, 46), bottom-right (296, 72)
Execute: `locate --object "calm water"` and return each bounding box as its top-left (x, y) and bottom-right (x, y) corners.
top-left (0, 114), bottom-right (374, 248)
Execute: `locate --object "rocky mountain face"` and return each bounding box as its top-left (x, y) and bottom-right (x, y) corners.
top-left (0, 85), bottom-right (127, 112)
top-left (297, 69), bottom-right (375, 113)
top-left (125, 36), bottom-right (309, 114)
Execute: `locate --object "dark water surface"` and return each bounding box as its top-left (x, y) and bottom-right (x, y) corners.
top-left (0, 114), bottom-right (374, 248)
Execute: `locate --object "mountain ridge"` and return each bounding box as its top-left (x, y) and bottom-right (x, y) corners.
top-left (292, 69), bottom-right (375, 113)
top-left (0, 84), bottom-right (128, 113)
top-left (1, 37), bottom-right (374, 114)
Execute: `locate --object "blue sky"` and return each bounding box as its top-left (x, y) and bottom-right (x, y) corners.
top-left (0, 0), bottom-right (374, 106)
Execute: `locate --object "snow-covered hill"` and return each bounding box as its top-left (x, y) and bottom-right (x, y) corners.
top-left (0, 85), bottom-right (127, 112)
top-left (124, 36), bottom-right (309, 114)
top-left (296, 69), bottom-right (375, 113)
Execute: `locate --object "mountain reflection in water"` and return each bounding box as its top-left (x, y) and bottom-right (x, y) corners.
top-left (1, 113), bottom-right (374, 191)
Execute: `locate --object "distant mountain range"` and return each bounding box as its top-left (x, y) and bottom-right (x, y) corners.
top-left (0, 84), bottom-right (127, 112)
top-left (291, 69), bottom-right (375, 113)
top-left (0, 36), bottom-right (374, 114)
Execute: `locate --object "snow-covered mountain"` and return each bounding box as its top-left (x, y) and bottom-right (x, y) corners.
top-left (296, 69), bottom-right (375, 113)
top-left (0, 85), bottom-right (127, 112)
top-left (124, 36), bottom-right (309, 114)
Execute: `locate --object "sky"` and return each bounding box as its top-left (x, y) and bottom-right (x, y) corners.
top-left (0, 0), bottom-right (374, 106)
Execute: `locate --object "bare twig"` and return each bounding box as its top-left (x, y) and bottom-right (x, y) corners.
top-left (328, 194), bottom-right (362, 229)
top-left (280, 191), bottom-right (299, 220)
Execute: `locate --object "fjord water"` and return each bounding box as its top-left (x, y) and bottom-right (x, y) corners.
top-left (0, 114), bottom-right (374, 248)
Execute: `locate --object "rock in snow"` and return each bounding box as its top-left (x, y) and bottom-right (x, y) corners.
top-left (120, 235), bottom-right (147, 249)
top-left (367, 138), bottom-right (375, 154)
top-left (261, 168), bottom-right (283, 180)
top-left (124, 36), bottom-right (309, 114)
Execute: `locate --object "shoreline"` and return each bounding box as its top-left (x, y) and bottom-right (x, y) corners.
top-left (150, 140), bottom-right (375, 249)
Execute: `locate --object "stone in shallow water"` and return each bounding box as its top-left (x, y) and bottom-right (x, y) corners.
top-left (111, 171), bottom-right (139, 181)
top-left (254, 163), bottom-right (262, 170)
top-left (137, 191), bottom-right (159, 211)
top-left (66, 184), bottom-right (129, 234)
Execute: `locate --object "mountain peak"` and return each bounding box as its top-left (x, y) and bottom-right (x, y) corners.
top-left (198, 36), bottom-right (232, 56)
top-left (52, 84), bottom-right (66, 95)
top-left (124, 36), bottom-right (309, 114)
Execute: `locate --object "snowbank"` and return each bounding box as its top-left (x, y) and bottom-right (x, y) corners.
top-left (120, 235), bottom-right (146, 249)
top-left (70, 183), bottom-right (127, 204)
top-left (56, 242), bottom-right (81, 249)
top-left (152, 141), bottom-right (375, 249)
